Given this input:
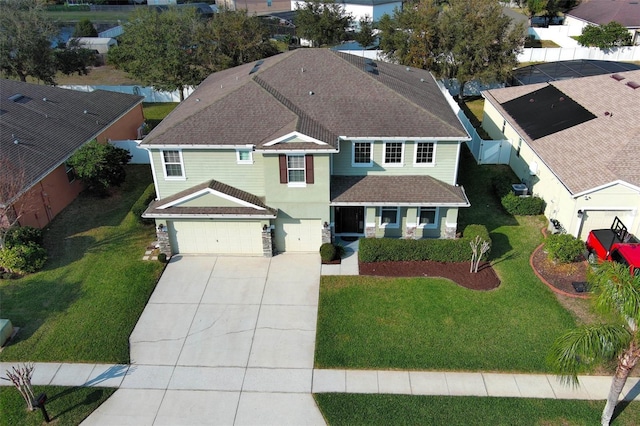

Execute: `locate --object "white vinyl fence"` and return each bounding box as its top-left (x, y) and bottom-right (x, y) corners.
top-left (109, 140), bottom-right (150, 164)
top-left (518, 45), bottom-right (640, 63)
top-left (59, 85), bottom-right (194, 102)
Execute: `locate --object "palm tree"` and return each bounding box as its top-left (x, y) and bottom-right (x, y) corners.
top-left (548, 261), bottom-right (640, 426)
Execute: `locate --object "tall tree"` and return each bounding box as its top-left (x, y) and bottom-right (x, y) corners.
top-left (577, 21), bottom-right (633, 49)
top-left (353, 15), bottom-right (376, 49)
top-left (438, 0), bottom-right (525, 98)
top-left (294, 0), bottom-right (352, 47)
top-left (0, 0), bottom-right (57, 84)
top-left (196, 8), bottom-right (279, 72)
top-left (73, 18), bottom-right (98, 38)
top-left (67, 140), bottom-right (131, 196)
top-left (548, 261), bottom-right (640, 426)
top-left (108, 7), bottom-right (205, 101)
top-left (378, 0), bottom-right (441, 69)
top-left (55, 39), bottom-right (96, 76)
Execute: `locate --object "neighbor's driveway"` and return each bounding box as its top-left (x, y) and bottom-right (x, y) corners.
top-left (82, 254), bottom-right (325, 425)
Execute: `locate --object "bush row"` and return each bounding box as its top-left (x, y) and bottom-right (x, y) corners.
top-left (0, 227), bottom-right (47, 275)
top-left (358, 224), bottom-right (491, 263)
top-left (131, 183), bottom-right (157, 224)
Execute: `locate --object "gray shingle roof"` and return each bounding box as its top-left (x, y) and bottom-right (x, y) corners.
top-left (1, 79), bottom-right (143, 200)
top-left (142, 49), bottom-right (468, 150)
top-left (567, 0), bottom-right (640, 28)
top-left (483, 70), bottom-right (640, 195)
top-left (330, 175), bottom-right (470, 205)
top-left (143, 179), bottom-right (278, 218)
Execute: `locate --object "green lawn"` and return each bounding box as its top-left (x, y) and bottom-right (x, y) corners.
top-left (315, 147), bottom-right (578, 372)
top-left (46, 10), bottom-right (132, 23)
top-left (0, 386), bottom-right (115, 426)
top-left (0, 165), bottom-right (164, 363)
top-left (315, 394), bottom-right (640, 426)
top-left (143, 102), bottom-right (179, 130)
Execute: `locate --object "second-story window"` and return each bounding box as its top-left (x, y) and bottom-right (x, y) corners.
top-left (287, 154), bottom-right (305, 183)
top-left (353, 142), bottom-right (372, 166)
top-left (384, 142), bottom-right (403, 165)
top-left (415, 142), bottom-right (435, 165)
top-left (162, 150), bottom-right (185, 179)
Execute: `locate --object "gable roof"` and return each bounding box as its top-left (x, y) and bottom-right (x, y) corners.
top-left (330, 175), bottom-right (470, 206)
top-left (1, 79), bottom-right (143, 201)
top-left (483, 70), bottom-right (640, 195)
top-left (566, 0), bottom-right (640, 28)
top-left (143, 179), bottom-right (278, 218)
top-left (141, 49), bottom-right (468, 150)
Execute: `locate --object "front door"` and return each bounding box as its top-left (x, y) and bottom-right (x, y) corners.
top-left (335, 206), bottom-right (364, 234)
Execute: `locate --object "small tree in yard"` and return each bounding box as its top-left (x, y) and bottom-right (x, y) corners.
top-left (577, 22), bottom-right (632, 49)
top-left (73, 18), bottom-right (98, 38)
top-left (67, 141), bottom-right (131, 196)
top-left (548, 261), bottom-right (640, 425)
top-left (469, 235), bottom-right (490, 273)
top-left (2, 364), bottom-right (37, 411)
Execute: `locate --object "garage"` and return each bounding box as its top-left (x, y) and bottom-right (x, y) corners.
top-left (169, 220), bottom-right (263, 255)
top-left (579, 210), bottom-right (634, 241)
top-left (274, 219), bottom-right (322, 252)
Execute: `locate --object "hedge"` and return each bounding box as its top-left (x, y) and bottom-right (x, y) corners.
top-left (131, 183), bottom-right (157, 224)
top-left (501, 192), bottom-right (545, 216)
top-left (359, 224), bottom-right (491, 263)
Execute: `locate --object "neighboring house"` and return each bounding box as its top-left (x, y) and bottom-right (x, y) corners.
top-left (70, 37), bottom-right (117, 54)
top-left (0, 80), bottom-right (144, 229)
top-left (564, 0), bottom-right (640, 45)
top-left (141, 48), bottom-right (470, 256)
top-left (482, 70), bottom-right (640, 240)
top-left (218, 0), bottom-right (291, 14)
top-left (291, 0), bottom-right (401, 23)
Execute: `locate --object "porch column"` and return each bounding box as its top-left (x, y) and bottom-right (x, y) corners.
top-left (262, 225), bottom-right (274, 257)
top-left (156, 223), bottom-right (172, 258)
top-left (321, 221), bottom-right (333, 244)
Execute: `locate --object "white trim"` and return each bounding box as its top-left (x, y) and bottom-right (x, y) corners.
top-left (379, 206), bottom-right (400, 228)
top-left (263, 131), bottom-right (328, 146)
top-left (145, 147), bottom-right (160, 199)
top-left (340, 136), bottom-right (471, 141)
top-left (382, 141), bottom-right (405, 167)
top-left (160, 149), bottom-right (186, 180)
top-left (417, 207), bottom-right (438, 229)
top-left (236, 149), bottom-right (253, 164)
top-left (157, 187), bottom-right (266, 210)
top-left (287, 182), bottom-right (307, 188)
top-left (573, 180), bottom-right (640, 198)
top-left (351, 141), bottom-right (373, 167)
top-left (142, 144), bottom-right (255, 149)
top-left (286, 153), bottom-right (306, 184)
top-left (453, 141), bottom-right (461, 181)
top-left (331, 201), bottom-right (470, 207)
top-left (413, 141), bottom-right (437, 167)
top-left (365, 222), bottom-right (376, 227)
top-left (142, 213), bottom-right (276, 219)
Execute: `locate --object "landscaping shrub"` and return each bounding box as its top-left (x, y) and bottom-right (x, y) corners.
top-left (131, 183), bottom-right (157, 224)
top-left (0, 243), bottom-right (47, 274)
top-left (3, 226), bottom-right (43, 248)
top-left (491, 175), bottom-right (514, 200)
top-left (545, 234), bottom-right (585, 264)
top-left (500, 192), bottom-right (545, 216)
top-left (359, 224), bottom-right (490, 263)
top-left (157, 253), bottom-right (167, 263)
top-left (320, 243), bottom-right (337, 262)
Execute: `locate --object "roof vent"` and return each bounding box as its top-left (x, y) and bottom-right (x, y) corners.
top-left (626, 81), bottom-right (640, 89)
top-left (8, 93), bottom-right (24, 102)
top-left (611, 74), bottom-right (625, 81)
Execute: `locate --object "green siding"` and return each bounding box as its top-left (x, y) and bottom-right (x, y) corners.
top-left (151, 149), bottom-right (265, 199)
top-left (333, 140), bottom-right (460, 184)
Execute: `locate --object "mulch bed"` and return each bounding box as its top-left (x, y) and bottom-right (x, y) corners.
top-left (358, 260), bottom-right (501, 291)
top-left (530, 245), bottom-right (589, 297)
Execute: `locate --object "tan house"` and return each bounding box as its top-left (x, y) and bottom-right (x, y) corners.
top-left (482, 70), bottom-right (640, 240)
top-left (1, 80), bottom-right (144, 230)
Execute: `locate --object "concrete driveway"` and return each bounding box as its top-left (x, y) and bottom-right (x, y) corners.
top-left (83, 254), bottom-right (325, 426)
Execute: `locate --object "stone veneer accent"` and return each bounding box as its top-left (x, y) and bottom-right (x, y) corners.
top-left (365, 226), bottom-right (376, 238)
top-left (444, 224), bottom-right (456, 239)
top-left (405, 226), bottom-right (416, 239)
top-left (321, 226), bottom-right (332, 244)
top-left (156, 225), bottom-right (172, 257)
top-left (262, 228), bottom-right (274, 257)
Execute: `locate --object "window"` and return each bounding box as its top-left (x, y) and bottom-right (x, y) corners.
top-left (352, 142), bottom-right (372, 166)
top-left (65, 163), bottom-right (76, 183)
top-left (287, 155), bottom-right (305, 183)
top-left (161, 150), bottom-right (184, 179)
top-left (236, 149), bottom-right (253, 164)
top-left (383, 142), bottom-right (403, 165)
top-left (414, 142), bottom-right (435, 165)
top-left (379, 206), bottom-right (399, 228)
top-left (418, 207), bottom-right (437, 228)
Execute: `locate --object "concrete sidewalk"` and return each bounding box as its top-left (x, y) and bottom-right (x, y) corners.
top-left (3, 361), bottom-right (640, 402)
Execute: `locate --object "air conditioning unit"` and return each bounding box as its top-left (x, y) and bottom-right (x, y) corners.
top-left (512, 183), bottom-right (528, 196)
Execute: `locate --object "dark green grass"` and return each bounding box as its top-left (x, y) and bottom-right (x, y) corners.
top-left (143, 102), bottom-right (179, 130)
top-left (315, 147), bottom-right (577, 372)
top-left (0, 385), bottom-right (115, 426)
top-left (0, 165), bottom-right (164, 363)
top-left (314, 394), bottom-right (640, 426)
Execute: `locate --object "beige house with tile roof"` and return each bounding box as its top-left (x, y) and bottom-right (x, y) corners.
top-left (482, 70), bottom-right (640, 240)
top-left (141, 48), bottom-right (471, 256)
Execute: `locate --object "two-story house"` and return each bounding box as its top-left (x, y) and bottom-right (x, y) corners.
top-left (141, 49), bottom-right (470, 256)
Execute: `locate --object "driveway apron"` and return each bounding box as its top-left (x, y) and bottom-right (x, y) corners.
top-left (82, 253), bottom-right (325, 426)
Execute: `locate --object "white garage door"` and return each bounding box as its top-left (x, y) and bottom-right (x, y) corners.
top-left (275, 219), bottom-right (322, 252)
top-left (579, 210), bottom-right (634, 241)
top-left (169, 220), bottom-right (263, 255)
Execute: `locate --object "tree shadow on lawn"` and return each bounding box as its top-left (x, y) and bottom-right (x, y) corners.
top-left (45, 386), bottom-right (110, 422)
